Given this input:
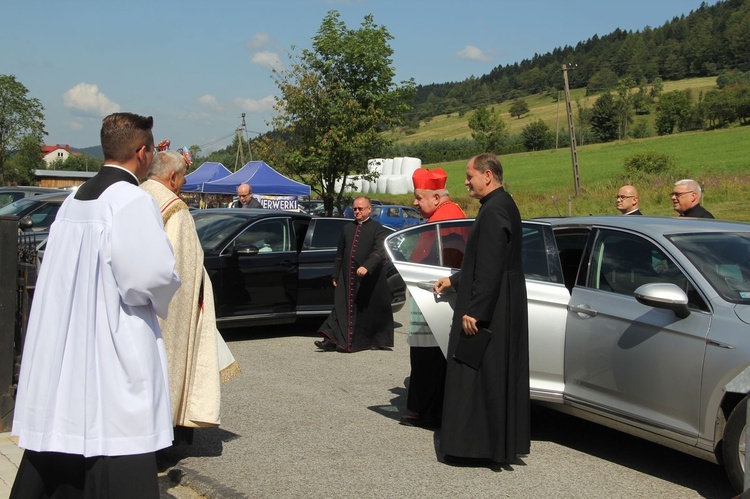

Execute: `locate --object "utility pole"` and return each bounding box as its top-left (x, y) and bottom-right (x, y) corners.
top-left (562, 64), bottom-right (581, 197)
top-left (233, 113), bottom-right (253, 171)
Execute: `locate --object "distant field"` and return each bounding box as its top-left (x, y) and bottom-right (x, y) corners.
top-left (377, 124), bottom-right (750, 222)
top-left (393, 76), bottom-right (719, 144)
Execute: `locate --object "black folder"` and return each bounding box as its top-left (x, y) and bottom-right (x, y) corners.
top-left (453, 328), bottom-right (492, 370)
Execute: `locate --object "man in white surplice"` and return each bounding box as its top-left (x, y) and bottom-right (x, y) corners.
top-left (11, 112), bottom-right (181, 498)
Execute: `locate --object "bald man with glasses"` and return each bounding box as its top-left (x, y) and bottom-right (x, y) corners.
top-left (616, 185), bottom-right (642, 215)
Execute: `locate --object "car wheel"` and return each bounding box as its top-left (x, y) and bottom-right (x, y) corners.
top-left (723, 395), bottom-right (748, 494)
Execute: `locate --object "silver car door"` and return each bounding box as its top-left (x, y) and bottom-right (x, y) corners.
top-left (565, 227), bottom-right (711, 442)
top-left (522, 221), bottom-right (571, 403)
top-left (385, 220), bottom-right (473, 357)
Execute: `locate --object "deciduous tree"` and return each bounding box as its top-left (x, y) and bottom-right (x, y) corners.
top-left (521, 119), bottom-right (554, 151)
top-left (509, 98), bottom-right (530, 119)
top-left (0, 75), bottom-right (46, 185)
top-left (468, 105), bottom-right (508, 152)
top-left (3, 135), bottom-right (45, 185)
top-left (271, 11), bottom-right (415, 215)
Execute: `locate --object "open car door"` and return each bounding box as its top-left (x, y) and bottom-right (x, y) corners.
top-left (385, 220), bottom-right (473, 356)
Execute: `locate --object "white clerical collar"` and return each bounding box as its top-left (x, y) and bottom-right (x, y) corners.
top-left (103, 164), bottom-right (139, 183)
top-left (357, 217), bottom-right (370, 225)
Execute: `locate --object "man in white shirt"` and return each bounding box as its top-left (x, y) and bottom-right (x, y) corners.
top-left (11, 112), bottom-right (181, 498)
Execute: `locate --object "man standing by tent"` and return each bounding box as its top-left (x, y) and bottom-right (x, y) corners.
top-left (234, 183), bottom-right (262, 208)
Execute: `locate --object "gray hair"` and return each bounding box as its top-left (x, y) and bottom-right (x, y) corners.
top-left (416, 188), bottom-right (450, 198)
top-left (148, 150), bottom-right (187, 179)
top-left (675, 179), bottom-right (702, 198)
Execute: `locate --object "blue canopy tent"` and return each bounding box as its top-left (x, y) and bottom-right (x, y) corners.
top-left (181, 162), bottom-right (232, 192)
top-left (202, 161), bottom-right (311, 196)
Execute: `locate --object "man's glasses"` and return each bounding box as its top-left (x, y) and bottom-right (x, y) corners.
top-left (670, 191), bottom-right (694, 198)
top-left (616, 195), bottom-right (634, 200)
top-left (352, 207), bottom-right (369, 211)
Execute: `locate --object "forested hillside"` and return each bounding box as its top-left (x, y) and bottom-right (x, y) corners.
top-left (408, 0), bottom-right (750, 122)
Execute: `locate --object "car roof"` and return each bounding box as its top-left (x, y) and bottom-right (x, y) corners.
top-left (27, 192), bottom-right (71, 202)
top-left (532, 215), bottom-right (750, 237)
top-left (192, 207), bottom-right (314, 220)
top-left (0, 186), bottom-right (62, 193)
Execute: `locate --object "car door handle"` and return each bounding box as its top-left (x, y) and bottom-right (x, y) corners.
top-left (416, 280), bottom-right (437, 291)
top-left (568, 304), bottom-right (598, 318)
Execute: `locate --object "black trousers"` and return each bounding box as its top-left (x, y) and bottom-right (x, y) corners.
top-left (405, 346), bottom-right (447, 422)
top-left (11, 449), bottom-right (159, 499)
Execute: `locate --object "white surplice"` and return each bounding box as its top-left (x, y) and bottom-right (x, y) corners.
top-left (12, 180), bottom-right (181, 457)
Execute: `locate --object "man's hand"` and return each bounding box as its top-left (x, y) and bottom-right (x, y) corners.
top-left (356, 266), bottom-right (368, 277)
top-left (462, 315), bottom-right (478, 335)
top-left (433, 277), bottom-right (452, 294)
top-left (332, 277), bottom-right (338, 287)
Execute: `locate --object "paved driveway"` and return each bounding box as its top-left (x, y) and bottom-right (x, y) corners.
top-left (158, 304), bottom-right (735, 498)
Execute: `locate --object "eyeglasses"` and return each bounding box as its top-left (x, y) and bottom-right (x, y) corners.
top-left (616, 195), bottom-right (635, 200)
top-left (352, 206), bottom-right (370, 211)
top-left (670, 191), bottom-right (694, 198)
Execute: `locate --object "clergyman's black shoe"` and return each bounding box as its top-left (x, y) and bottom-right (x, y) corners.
top-left (314, 338), bottom-right (337, 351)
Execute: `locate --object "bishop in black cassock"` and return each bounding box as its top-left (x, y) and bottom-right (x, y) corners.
top-left (317, 197), bottom-right (394, 352)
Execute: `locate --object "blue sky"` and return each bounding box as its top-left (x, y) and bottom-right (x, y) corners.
top-left (1, 0), bottom-right (717, 152)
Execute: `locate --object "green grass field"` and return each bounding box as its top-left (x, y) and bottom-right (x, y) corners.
top-left (377, 125), bottom-right (750, 222)
top-left (392, 77), bottom-right (719, 143)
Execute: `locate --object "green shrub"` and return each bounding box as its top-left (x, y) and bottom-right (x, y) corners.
top-left (624, 150), bottom-right (677, 176)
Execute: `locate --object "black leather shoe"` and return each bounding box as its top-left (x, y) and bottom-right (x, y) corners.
top-left (314, 338), bottom-right (337, 351)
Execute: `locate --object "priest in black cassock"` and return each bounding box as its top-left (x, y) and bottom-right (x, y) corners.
top-left (433, 153), bottom-right (530, 465)
top-left (315, 196), bottom-right (394, 352)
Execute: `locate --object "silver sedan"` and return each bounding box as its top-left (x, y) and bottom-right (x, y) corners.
top-left (385, 215), bottom-right (750, 493)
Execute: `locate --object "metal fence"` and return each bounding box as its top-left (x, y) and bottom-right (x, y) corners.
top-left (0, 217), bottom-right (38, 432)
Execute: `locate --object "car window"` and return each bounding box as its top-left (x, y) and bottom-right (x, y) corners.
top-left (403, 208), bottom-right (421, 220)
top-left (193, 212), bottom-right (249, 252)
top-left (588, 229), bottom-right (708, 311)
top-left (371, 206), bottom-right (381, 217)
top-left (387, 207), bottom-right (400, 218)
top-left (668, 232), bottom-right (750, 305)
top-left (233, 219), bottom-right (290, 253)
top-left (522, 226), bottom-right (552, 282)
top-left (553, 229), bottom-right (590, 291)
top-left (387, 221), bottom-right (472, 268)
top-left (0, 196), bottom-right (38, 216)
top-left (0, 192), bottom-right (23, 208)
top-left (26, 203), bottom-right (61, 230)
top-left (307, 218), bottom-right (348, 249)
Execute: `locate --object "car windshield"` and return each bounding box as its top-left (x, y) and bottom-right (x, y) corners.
top-left (192, 211), bottom-right (249, 252)
top-left (0, 196), bottom-right (37, 216)
top-left (668, 232), bottom-right (750, 304)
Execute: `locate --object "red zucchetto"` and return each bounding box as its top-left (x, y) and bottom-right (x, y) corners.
top-left (412, 167), bottom-right (448, 191)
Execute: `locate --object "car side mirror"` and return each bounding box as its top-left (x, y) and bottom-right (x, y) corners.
top-left (233, 244), bottom-right (260, 256)
top-left (19, 216), bottom-right (34, 232)
top-left (634, 282), bottom-right (691, 319)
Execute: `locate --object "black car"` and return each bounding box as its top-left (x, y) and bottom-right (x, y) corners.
top-left (0, 192), bottom-right (70, 232)
top-left (192, 209), bottom-right (406, 329)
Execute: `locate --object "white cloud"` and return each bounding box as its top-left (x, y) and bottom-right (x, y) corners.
top-left (198, 94), bottom-right (221, 110)
top-left (246, 33), bottom-right (270, 50)
top-left (456, 45), bottom-right (492, 63)
top-left (67, 120), bottom-right (84, 131)
top-left (63, 83), bottom-right (120, 116)
top-left (233, 95), bottom-right (276, 113)
top-left (251, 51), bottom-right (284, 71)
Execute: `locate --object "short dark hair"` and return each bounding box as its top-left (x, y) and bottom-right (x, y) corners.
top-left (101, 113), bottom-right (154, 163)
top-left (471, 153), bottom-right (503, 183)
